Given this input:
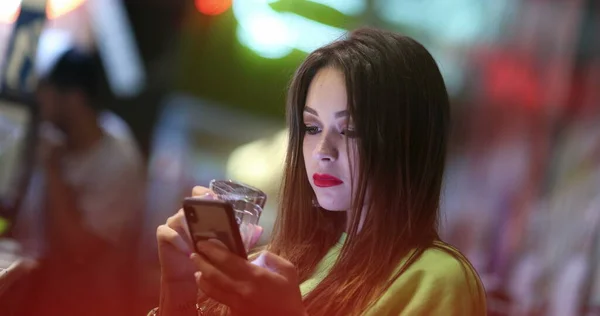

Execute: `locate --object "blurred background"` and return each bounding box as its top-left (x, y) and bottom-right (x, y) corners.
top-left (0, 0), bottom-right (599, 315)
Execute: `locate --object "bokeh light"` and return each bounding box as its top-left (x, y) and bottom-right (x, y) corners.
top-left (47, 0), bottom-right (86, 20)
top-left (0, 0), bottom-right (21, 24)
top-left (0, 0), bottom-right (86, 23)
top-left (195, 0), bottom-right (232, 16)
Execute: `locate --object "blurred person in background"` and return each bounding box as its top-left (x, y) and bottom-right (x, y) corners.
top-left (11, 48), bottom-right (146, 315)
top-left (152, 28), bottom-right (486, 316)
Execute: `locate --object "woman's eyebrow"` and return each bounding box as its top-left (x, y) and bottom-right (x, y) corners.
top-left (304, 107), bottom-right (348, 118)
top-left (304, 106), bottom-right (318, 116)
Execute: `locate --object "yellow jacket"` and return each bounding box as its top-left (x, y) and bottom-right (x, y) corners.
top-left (300, 235), bottom-right (487, 315)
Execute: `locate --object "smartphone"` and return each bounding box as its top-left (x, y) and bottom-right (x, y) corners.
top-left (183, 198), bottom-right (247, 259)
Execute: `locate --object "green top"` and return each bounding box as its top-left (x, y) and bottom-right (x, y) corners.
top-left (300, 234), bottom-right (487, 315)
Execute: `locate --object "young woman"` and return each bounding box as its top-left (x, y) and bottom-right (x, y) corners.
top-left (152, 27), bottom-right (486, 316)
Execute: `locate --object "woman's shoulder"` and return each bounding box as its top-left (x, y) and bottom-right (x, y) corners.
top-left (366, 240), bottom-right (487, 315)
top-left (397, 240), bottom-right (485, 296)
top-left (414, 240), bottom-right (481, 280)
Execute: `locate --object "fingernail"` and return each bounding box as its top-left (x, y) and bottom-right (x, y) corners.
top-left (194, 271), bottom-right (202, 281)
top-left (207, 238), bottom-right (228, 249)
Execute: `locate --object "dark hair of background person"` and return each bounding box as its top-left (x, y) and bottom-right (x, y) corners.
top-left (39, 48), bottom-right (104, 112)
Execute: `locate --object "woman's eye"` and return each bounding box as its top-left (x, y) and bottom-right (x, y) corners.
top-left (304, 125), bottom-right (321, 135)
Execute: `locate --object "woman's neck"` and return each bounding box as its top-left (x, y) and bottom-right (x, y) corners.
top-left (344, 206), bottom-right (368, 232)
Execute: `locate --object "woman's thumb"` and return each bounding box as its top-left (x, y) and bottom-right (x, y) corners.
top-left (261, 252), bottom-right (298, 281)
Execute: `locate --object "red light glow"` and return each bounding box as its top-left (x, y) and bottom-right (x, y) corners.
top-left (195, 0), bottom-right (232, 16)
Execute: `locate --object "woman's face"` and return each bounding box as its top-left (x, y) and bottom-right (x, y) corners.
top-left (303, 67), bottom-right (358, 212)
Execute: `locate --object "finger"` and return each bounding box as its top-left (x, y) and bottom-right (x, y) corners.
top-left (192, 186), bottom-right (216, 199)
top-left (250, 251), bottom-right (268, 268)
top-left (262, 251), bottom-right (298, 282)
top-left (249, 225), bottom-right (263, 248)
top-left (165, 209), bottom-right (184, 228)
top-left (180, 212), bottom-right (192, 244)
top-left (192, 186), bottom-right (209, 196)
top-left (207, 238), bottom-right (229, 250)
top-left (166, 209), bottom-right (193, 247)
top-left (190, 253), bottom-right (240, 293)
top-left (196, 240), bottom-right (250, 277)
top-left (194, 271), bottom-right (243, 311)
top-left (177, 209), bottom-right (193, 245)
top-left (157, 225), bottom-right (192, 255)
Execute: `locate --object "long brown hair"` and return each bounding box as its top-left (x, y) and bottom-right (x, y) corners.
top-left (206, 27), bottom-right (450, 315)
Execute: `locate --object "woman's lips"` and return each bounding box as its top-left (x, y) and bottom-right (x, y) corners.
top-left (313, 173), bottom-right (343, 187)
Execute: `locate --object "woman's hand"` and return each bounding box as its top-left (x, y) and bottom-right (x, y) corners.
top-left (156, 186), bottom-right (213, 283)
top-left (156, 187), bottom-right (215, 316)
top-left (191, 240), bottom-right (306, 316)
top-left (157, 186), bottom-right (264, 283)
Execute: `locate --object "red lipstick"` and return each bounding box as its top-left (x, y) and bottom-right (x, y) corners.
top-left (313, 173), bottom-right (343, 187)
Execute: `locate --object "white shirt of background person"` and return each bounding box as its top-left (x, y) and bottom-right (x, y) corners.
top-left (13, 111), bottom-right (145, 260)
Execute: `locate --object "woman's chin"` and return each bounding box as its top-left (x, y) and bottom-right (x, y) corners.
top-left (314, 198), bottom-right (349, 212)
top-left (312, 187), bottom-right (351, 212)
top-left (321, 207), bottom-right (347, 212)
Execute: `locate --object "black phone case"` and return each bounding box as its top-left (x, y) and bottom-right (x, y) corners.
top-left (182, 198), bottom-right (248, 259)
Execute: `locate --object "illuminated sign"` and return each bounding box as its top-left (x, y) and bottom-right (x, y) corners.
top-left (232, 0), bottom-right (366, 59)
top-left (232, 0), bottom-right (512, 59)
top-left (87, 0), bottom-right (145, 97)
top-left (0, 0), bottom-right (86, 23)
top-left (0, 0), bottom-right (47, 96)
top-left (374, 0), bottom-right (512, 44)
top-left (0, 0), bottom-right (22, 24)
top-left (47, 0), bottom-right (86, 19)
top-left (1, 0), bottom-right (144, 98)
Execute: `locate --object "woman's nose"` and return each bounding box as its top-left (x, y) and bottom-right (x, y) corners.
top-left (313, 136), bottom-right (338, 162)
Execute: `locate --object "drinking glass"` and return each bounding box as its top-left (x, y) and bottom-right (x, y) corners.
top-left (209, 179), bottom-right (267, 217)
top-left (209, 179), bottom-right (266, 249)
top-left (230, 200), bottom-right (260, 250)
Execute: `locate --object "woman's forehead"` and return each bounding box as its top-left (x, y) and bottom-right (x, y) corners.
top-left (304, 67), bottom-right (348, 115)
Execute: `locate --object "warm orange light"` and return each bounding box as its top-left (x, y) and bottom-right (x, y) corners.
top-left (0, 9), bottom-right (20, 24)
top-left (47, 0), bottom-right (86, 20)
top-left (0, 0), bottom-right (86, 23)
top-left (195, 0), bottom-right (232, 16)
top-left (0, 0), bottom-right (21, 24)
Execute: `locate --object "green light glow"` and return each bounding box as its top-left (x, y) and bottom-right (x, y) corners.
top-left (232, 0), bottom-right (365, 59)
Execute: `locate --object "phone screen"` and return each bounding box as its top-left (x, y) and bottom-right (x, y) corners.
top-left (183, 199), bottom-right (247, 259)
